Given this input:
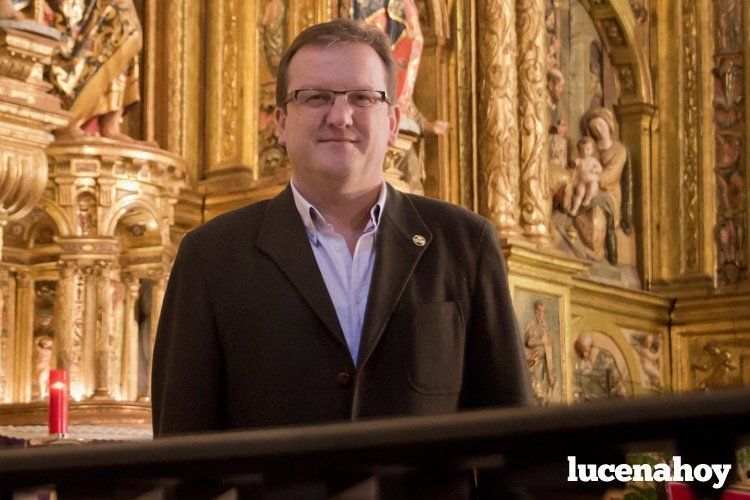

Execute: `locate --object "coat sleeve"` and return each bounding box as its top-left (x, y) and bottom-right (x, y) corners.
top-left (151, 232), bottom-right (226, 436)
top-left (460, 220), bottom-right (533, 409)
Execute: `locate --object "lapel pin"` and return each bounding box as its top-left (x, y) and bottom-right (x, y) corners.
top-left (412, 234), bottom-right (426, 247)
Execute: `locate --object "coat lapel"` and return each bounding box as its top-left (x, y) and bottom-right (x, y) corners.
top-left (256, 186), bottom-right (349, 353)
top-left (357, 185), bottom-right (432, 368)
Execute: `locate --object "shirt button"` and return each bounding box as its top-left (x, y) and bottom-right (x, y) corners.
top-left (336, 372), bottom-right (351, 386)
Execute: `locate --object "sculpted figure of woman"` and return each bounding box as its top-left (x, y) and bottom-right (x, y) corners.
top-left (573, 107), bottom-right (632, 263)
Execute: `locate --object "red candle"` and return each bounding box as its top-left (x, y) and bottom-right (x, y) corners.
top-left (48, 369), bottom-right (68, 435)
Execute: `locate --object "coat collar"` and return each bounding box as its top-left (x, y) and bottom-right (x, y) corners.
top-left (256, 183), bottom-right (432, 368)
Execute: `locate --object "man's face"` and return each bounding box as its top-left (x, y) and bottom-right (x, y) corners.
top-left (275, 43), bottom-right (400, 191)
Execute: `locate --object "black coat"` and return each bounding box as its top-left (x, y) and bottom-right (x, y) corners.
top-left (151, 184), bottom-right (532, 436)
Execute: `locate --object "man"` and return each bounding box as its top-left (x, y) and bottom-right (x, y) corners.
top-left (152, 19), bottom-right (531, 436)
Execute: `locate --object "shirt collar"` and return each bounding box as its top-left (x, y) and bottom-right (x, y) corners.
top-left (290, 180), bottom-right (387, 244)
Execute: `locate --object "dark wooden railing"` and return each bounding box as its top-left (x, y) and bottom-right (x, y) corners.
top-left (1, 388), bottom-right (749, 499)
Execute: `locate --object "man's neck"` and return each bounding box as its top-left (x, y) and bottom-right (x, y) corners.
top-left (292, 176), bottom-right (383, 250)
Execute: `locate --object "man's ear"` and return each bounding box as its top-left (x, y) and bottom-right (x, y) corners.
top-left (274, 107), bottom-right (287, 146)
top-left (388, 105), bottom-right (401, 147)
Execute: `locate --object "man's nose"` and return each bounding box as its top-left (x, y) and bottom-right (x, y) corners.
top-left (325, 94), bottom-right (354, 128)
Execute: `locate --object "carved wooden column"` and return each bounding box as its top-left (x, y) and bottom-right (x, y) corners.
top-left (120, 275), bottom-right (140, 401)
top-left (203, 0), bottom-right (257, 191)
top-left (516, 0), bottom-right (551, 242)
top-left (146, 275), bottom-right (167, 399)
top-left (0, 268), bottom-right (15, 403)
top-left (13, 271), bottom-right (32, 402)
top-left (92, 261), bottom-right (115, 399)
top-left (476, 0), bottom-right (521, 236)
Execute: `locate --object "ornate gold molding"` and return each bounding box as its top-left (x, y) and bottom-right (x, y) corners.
top-left (476, 0), bottom-right (520, 236)
top-left (166, 0), bottom-right (186, 158)
top-left (0, 23), bottom-right (70, 259)
top-left (516, 0), bottom-right (550, 242)
top-left (680, 0), bottom-right (700, 275)
top-left (221, 0), bottom-right (239, 161)
top-left (456, 0), bottom-right (475, 210)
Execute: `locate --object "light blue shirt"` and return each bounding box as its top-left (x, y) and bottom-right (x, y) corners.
top-left (290, 181), bottom-right (387, 365)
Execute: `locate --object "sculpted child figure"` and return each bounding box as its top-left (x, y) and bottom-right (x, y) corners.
top-left (570, 136), bottom-right (603, 217)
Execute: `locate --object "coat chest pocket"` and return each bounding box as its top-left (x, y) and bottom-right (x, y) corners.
top-left (404, 302), bottom-right (465, 395)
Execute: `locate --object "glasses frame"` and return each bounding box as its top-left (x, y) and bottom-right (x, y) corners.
top-left (283, 89), bottom-right (391, 109)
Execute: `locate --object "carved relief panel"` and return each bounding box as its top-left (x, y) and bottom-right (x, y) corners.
top-left (545, 0), bottom-right (643, 289)
top-left (713, 0), bottom-right (746, 285)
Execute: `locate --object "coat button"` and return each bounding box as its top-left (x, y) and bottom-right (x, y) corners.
top-left (336, 372), bottom-right (351, 386)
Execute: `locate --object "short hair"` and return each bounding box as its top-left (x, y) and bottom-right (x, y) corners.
top-left (275, 19), bottom-right (397, 109)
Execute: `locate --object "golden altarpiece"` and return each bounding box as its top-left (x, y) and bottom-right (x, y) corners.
top-left (0, 0), bottom-right (748, 455)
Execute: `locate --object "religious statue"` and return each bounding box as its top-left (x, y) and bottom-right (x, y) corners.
top-left (569, 137), bottom-right (603, 217)
top-left (32, 335), bottom-right (53, 398)
top-left (46, 0), bottom-right (144, 143)
top-left (567, 107), bottom-right (633, 264)
top-left (76, 192), bottom-right (96, 236)
top-left (573, 332), bottom-right (626, 402)
top-left (523, 300), bottom-right (555, 406)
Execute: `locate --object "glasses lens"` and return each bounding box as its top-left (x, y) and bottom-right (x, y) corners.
top-left (346, 91), bottom-right (383, 107)
top-left (296, 90), bottom-right (333, 107)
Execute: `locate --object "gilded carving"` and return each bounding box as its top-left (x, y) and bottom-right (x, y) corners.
top-left (258, 86), bottom-right (288, 179)
top-left (516, 0), bottom-right (550, 240)
top-left (681, 0), bottom-right (699, 273)
top-left (167, 0), bottom-right (186, 154)
top-left (630, 333), bottom-right (663, 390)
top-left (477, 0), bottom-right (520, 234)
top-left (628, 0), bottom-right (648, 24)
top-left (221, 0), bottom-right (239, 159)
top-left (523, 300), bottom-right (556, 406)
top-left (573, 331), bottom-right (629, 402)
top-left (617, 65), bottom-right (635, 95)
top-left (713, 0), bottom-right (745, 284)
top-left (260, 0), bottom-right (285, 75)
top-left (456, 0), bottom-right (473, 208)
top-left (299, 0), bottom-right (316, 31)
top-left (690, 340), bottom-right (743, 390)
top-left (75, 191), bottom-right (97, 236)
top-left (0, 269), bottom-right (11, 403)
top-left (598, 18), bottom-right (626, 48)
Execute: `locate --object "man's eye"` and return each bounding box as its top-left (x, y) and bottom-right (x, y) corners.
top-left (349, 92), bottom-right (378, 106)
top-left (301, 92), bottom-right (331, 105)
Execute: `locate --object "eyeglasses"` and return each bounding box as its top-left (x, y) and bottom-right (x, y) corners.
top-left (284, 89), bottom-right (390, 109)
